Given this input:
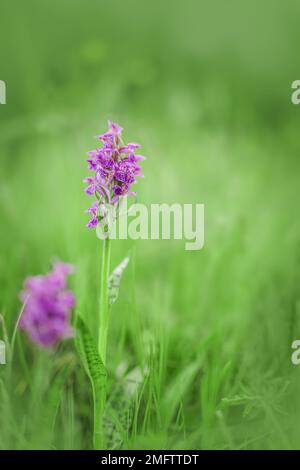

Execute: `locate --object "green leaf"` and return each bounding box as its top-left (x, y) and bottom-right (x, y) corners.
top-left (108, 256), bottom-right (129, 306)
top-left (162, 360), bottom-right (201, 426)
top-left (75, 315), bottom-right (107, 449)
top-left (41, 367), bottom-right (68, 444)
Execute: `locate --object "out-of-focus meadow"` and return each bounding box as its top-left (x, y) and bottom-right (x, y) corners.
top-left (1, 0), bottom-right (300, 449)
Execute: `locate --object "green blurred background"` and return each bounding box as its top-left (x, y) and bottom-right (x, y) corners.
top-left (1, 0), bottom-right (300, 450)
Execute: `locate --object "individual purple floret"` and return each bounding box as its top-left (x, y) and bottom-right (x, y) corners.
top-left (19, 261), bottom-right (75, 348)
top-left (84, 120), bottom-right (145, 228)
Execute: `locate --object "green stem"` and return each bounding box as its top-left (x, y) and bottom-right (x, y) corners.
top-left (94, 236), bottom-right (111, 450)
top-left (98, 236), bottom-right (111, 365)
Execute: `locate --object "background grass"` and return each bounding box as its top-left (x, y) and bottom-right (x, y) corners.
top-left (1, 0), bottom-right (300, 449)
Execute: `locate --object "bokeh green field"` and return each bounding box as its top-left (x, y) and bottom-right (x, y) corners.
top-left (1, 0), bottom-right (300, 450)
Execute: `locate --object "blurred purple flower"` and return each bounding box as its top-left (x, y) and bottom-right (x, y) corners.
top-left (84, 120), bottom-right (145, 228)
top-left (19, 261), bottom-right (75, 348)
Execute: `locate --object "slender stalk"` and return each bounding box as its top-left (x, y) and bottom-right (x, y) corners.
top-left (94, 236), bottom-right (111, 450)
top-left (98, 236), bottom-right (111, 365)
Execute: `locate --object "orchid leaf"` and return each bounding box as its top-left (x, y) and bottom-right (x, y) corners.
top-left (75, 315), bottom-right (107, 448)
top-left (108, 256), bottom-right (130, 306)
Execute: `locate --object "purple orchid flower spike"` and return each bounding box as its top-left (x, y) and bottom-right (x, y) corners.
top-left (19, 261), bottom-right (76, 348)
top-left (84, 120), bottom-right (146, 229)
